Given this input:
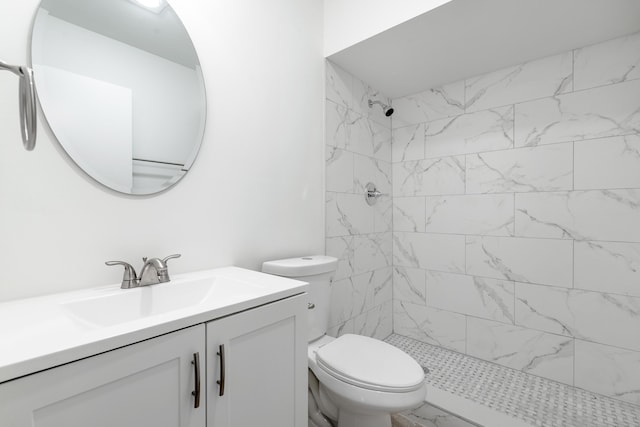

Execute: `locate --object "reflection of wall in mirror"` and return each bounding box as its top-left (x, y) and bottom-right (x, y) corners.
top-left (33, 9), bottom-right (202, 168)
top-left (35, 65), bottom-right (133, 193)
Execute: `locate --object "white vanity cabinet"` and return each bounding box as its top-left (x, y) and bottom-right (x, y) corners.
top-left (207, 294), bottom-right (307, 427)
top-left (0, 324), bottom-right (206, 427)
top-left (0, 292), bottom-right (307, 427)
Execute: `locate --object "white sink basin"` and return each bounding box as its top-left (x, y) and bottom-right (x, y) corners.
top-left (62, 276), bottom-right (259, 327)
top-left (0, 267), bottom-right (307, 383)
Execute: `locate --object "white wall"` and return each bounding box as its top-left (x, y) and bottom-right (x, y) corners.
top-left (0, 0), bottom-right (325, 302)
top-left (323, 0), bottom-right (451, 56)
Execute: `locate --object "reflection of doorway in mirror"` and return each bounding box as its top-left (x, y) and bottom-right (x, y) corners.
top-left (36, 65), bottom-right (133, 193)
top-left (132, 161), bottom-right (185, 194)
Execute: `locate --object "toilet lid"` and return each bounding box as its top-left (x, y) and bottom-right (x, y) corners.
top-left (315, 334), bottom-right (425, 393)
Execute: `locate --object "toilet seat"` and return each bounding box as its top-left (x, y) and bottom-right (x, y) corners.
top-left (315, 334), bottom-right (425, 393)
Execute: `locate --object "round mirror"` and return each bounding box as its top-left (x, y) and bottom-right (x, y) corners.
top-left (31, 0), bottom-right (206, 195)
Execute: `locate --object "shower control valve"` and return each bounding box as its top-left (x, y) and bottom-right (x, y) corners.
top-left (365, 182), bottom-right (388, 206)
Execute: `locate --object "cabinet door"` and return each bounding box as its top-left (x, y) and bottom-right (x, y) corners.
top-left (207, 294), bottom-right (307, 427)
top-left (0, 324), bottom-right (205, 427)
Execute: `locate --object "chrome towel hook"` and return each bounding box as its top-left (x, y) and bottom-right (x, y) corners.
top-left (1, 60), bottom-right (37, 151)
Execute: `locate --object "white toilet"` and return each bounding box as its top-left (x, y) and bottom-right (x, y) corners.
top-left (262, 256), bottom-right (426, 427)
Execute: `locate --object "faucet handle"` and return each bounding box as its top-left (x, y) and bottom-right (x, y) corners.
top-left (106, 261), bottom-right (139, 289)
top-left (162, 254), bottom-right (181, 264)
top-left (157, 254), bottom-right (181, 282)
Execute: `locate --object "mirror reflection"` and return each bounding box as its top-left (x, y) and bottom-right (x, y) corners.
top-left (31, 0), bottom-right (206, 195)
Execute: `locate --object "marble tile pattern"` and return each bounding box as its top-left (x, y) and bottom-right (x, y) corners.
top-left (392, 124), bottom-right (425, 163)
top-left (465, 143), bottom-right (573, 194)
top-left (465, 235), bottom-right (573, 288)
top-left (515, 190), bottom-right (640, 242)
top-left (573, 134), bottom-right (640, 190)
top-left (325, 61), bottom-right (393, 337)
top-left (393, 266), bottom-right (426, 305)
top-left (391, 81), bottom-right (465, 129)
top-left (465, 52), bottom-right (573, 113)
top-left (424, 106), bottom-right (514, 158)
top-left (466, 317), bottom-right (575, 385)
top-left (389, 32), bottom-right (640, 404)
top-left (426, 271), bottom-right (515, 324)
top-left (393, 197), bottom-right (426, 232)
top-left (392, 403), bottom-right (479, 427)
top-left (425, 194), bottom-right (514, 236)
top-left (393, 156), bottom-right (465, 197)
top-left (393, 232), bottom-right (465, 273)
top-left (514, 283), bottom-right (640, 352)
top-left (574, 240), bottom-right (640, 297)
top-left (514, 79), bottom-right (640, 148)
top-left (387, 334), bottom-right (640, 427)
top-left (465, 52), bottom-right (573, 111)
top-left (573, 32), bottom-right (640, 91)
top-left (393, 300), bottom-right (466, 353)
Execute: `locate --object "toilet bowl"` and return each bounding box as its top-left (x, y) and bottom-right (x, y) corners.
top-left (262, 256), bottom-right (426, 427)
top-left (309, 334), bottom-right (426, 427)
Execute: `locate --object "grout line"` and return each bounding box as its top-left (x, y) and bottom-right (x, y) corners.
top-left (406, 76), bottom-right (640, 126)
top-left (511, 102), bottom-right (516, 148)
top-left (571, 139), bottom-right (576, 292)
top-left (571, 337), bottom-right (576, 387)
top-left (513, 192), bottom-right (516, 238)
top-left (464, 77), bottom-right (468, 113)
top-left (512, 282), bottom-right (517, 326)
top-left (571, 48), bottom-right (576, 92)
top-left (572, 140), bottom-right (575, 192)
top-left (339, 184), bottom-right (640, 198)
top-left (389, 133), bottom-right (640, 165)
top-left (464, 314), bottom-right (468, 355)
top-left (572, 239), bottom-right (576, 290)
top-left (388, 227), bottom-right (640, 245)
top-left (395, 262), bottom-right (640, 300)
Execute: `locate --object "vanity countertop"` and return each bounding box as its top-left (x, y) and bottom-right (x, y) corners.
top-left (0, 267), bottom-right (307, 384)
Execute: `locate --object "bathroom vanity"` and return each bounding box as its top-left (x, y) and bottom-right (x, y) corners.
top-left (0, 267), bottom-right (308, 427)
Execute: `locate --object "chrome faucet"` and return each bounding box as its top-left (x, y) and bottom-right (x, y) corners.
top-left (106, 254), bottom-right (181, 289)
top-left (139, 255), bottom-right (181, 285)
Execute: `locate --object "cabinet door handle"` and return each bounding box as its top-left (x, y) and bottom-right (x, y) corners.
top-left (216, 344), bottom-right (226, 396)
top-left (191, 352), bottom-right (201, 408)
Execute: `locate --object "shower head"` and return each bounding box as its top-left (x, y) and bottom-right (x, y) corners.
top-left (368, 99), bottom-right (394, 117)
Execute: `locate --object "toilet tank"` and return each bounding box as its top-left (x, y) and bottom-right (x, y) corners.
top-left (262, 256), bottom-right (337, 342)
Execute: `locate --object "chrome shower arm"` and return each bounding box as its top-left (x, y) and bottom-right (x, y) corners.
top-left (1, 60), bottom-right (37, 151)
top-left (367, 99), bottom-right (394, 117)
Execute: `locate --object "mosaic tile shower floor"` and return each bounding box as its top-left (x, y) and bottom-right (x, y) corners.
top-left (385, 334), bottom-right (640, 427)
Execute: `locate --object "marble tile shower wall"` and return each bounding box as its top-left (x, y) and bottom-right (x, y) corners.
top-left (325, 61), bottom-right (394, 340)
top-left (391, 32), bottom-right (640, 406)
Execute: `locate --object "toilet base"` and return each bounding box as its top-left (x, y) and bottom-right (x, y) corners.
top-left (337, 410), bottom-right (391, 427)
top-left (310, 377), bottom-right (393, 427)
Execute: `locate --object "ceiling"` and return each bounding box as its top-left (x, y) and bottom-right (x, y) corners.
top-left (40, 0), bottom-right (199, 69)
top-left (328, 0), bottom-right (640, 99)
